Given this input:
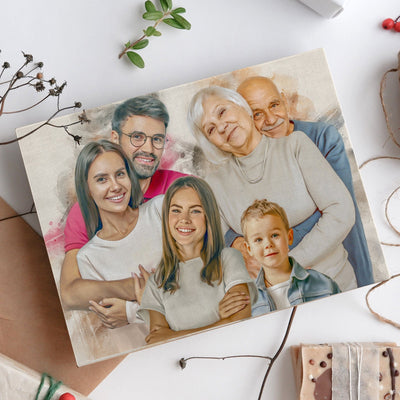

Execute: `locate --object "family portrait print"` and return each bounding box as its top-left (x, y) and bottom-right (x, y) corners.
top-left (17, 49), bottom-right (388, 366)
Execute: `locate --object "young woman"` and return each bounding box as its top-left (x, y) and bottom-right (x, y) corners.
top-left (73, 139), bottom-right (164, 328)
top-left (137, 176), bottom-right (257, 344)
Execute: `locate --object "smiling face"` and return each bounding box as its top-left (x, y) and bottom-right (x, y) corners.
top-left (237, 77), bottom-right (293, 138)
top-left (200, 95), bottom-right (260, 157)
top-left (245, 214), bottom-right (293, 272)
top-left (168, 187), bottom-right (207, 260)
top-left (112, 114), bottom-right (165, 180)
top-left (87, 151), bottom-right (131, 216)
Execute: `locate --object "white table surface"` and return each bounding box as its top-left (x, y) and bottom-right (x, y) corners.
top-left (1, 1), bottom-right (400, 398)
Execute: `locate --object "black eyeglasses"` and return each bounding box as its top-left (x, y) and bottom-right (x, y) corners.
top-left (121, 131), bottom-right (166, 150)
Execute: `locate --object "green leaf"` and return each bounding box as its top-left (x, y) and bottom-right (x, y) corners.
top-left (142, 11), bottom-right (163, 20)
top-left (171, 7), bottom-right (186, 14)
top-left (127, 51), bottom-right (145, 68)
top-left (163, 17), bottom-right (184, 29)
top-left (145, 26), bottom-right (156, 36)
top-left (153, 30), bottom-right (162, 36)
top-left (132, 39), bottom-right (149, 49)
top-left (172, 14), bottom-right (191, 30)
top-left (166, 0), bottom-right (173, 10)
top-left (160, 0), bottom-right (168, 12)
top-left (125, 41), bottom-right (131, 48)
top-left (145, 0), bottom-right (157, 12)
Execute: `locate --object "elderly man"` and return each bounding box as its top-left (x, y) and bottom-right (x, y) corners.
top-left (60, 95), bottom-right (185, 325)
top-left (236, 76), bottom-right (373, 287)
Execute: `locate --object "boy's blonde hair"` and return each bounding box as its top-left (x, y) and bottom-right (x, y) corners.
top-left (241, 199), bottom-right (290, 239)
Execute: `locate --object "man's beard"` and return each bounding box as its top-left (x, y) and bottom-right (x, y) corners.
top-left (132, 151), bottom-right (160, 179)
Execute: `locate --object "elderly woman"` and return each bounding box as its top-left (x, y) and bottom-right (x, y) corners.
top-left (187, 86), bottom-right (356, 292)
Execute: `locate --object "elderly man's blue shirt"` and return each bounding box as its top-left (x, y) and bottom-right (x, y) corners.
top-left (291, 120), bottom-right (373, 287)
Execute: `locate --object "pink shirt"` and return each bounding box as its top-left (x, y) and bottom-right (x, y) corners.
top-left (64, 169), bottom-right (186, 252)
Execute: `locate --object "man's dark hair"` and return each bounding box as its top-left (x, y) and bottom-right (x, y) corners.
top-left (112, 95), bottom-right (170, 135)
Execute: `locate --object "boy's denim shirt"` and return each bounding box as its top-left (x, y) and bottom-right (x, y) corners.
top-left (252, 257), bottom-right (341, 317)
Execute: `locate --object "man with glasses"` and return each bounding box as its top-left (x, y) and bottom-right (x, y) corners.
top-left (109, 96), bottom-right (185, 202)
top-left (60, 96), bottom-right (185, 322)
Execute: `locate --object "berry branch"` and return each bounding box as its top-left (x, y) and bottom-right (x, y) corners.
top-left (382, 15), bottom-right (400, 32)
top-left (119, 0), bottom-right (191, 68)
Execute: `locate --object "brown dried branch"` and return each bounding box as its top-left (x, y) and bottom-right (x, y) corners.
top-left (0, 51), bottom-right (86, 145)
top-left (178, 306), bottom-right (298, 399)
top-left (0, 203), bottom-right (36, 222)
top-left (0, 104), bottom-right (83, 145)
top-left (257, 306), bottom-right (297, 400)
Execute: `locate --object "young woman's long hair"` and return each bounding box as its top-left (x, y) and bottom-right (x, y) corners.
top-left (74, 139), bottom-right (142, 239)
top-left (155, 176), bottom-right (225, 293)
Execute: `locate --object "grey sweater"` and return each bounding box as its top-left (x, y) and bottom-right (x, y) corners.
top-left (205, 132), bottom-right (356, 291)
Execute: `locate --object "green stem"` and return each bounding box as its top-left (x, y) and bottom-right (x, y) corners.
top-left (118, 10), bottom-right (171, 59)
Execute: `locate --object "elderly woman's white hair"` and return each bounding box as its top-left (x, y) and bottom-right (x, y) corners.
top-left (187, 86), bottom-right (253, 164)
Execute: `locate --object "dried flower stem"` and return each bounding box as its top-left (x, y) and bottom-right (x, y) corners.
top-left (0, 203), bottom-right (36, 223)
top-left (0, 104), bottom-right (80, 146)
top-left (178, 306), bottom-right (297, 399)
top-left (1, 51), bottom-right (85, 145)
top-left (257, 306), bottom-right (297, 400)
top-left (181, 354), bottom-right (272, 365)
top-left (2, 93), bottom-right (52, 114)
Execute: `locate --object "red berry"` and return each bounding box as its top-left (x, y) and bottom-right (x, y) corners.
top-left (394, 22), bottom-right (400, 32)
top-left (59, 393), bottom-right (76, 400)
top-left (382, 18), bottom-right (395, 30)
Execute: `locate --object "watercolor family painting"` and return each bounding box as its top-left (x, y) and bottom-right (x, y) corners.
top-left (16, 49), bottom-right (388, 366)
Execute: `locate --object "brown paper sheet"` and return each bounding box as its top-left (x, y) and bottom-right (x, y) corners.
top-left (0, 197), bottom-right (125, 395)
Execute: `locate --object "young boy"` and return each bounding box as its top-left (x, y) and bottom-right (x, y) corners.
top-left (241, 199), bottom-right (341, 317)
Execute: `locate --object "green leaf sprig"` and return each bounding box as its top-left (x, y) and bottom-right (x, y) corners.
top-left (118, 0), bottom-right (191, 68)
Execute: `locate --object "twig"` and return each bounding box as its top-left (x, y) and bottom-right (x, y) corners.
top-left (178, 306), bottom-right (298, 400)
top-left (257, 306), bottom-right (297, 400)
top-left (0, 104), bottom-right (79, 145)
top-left (0, 203), bottom-right (36, 222)
top-left (118, 12), bottom-right (171, 59)
top-left (2, 93), bottom-right (51, 114)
